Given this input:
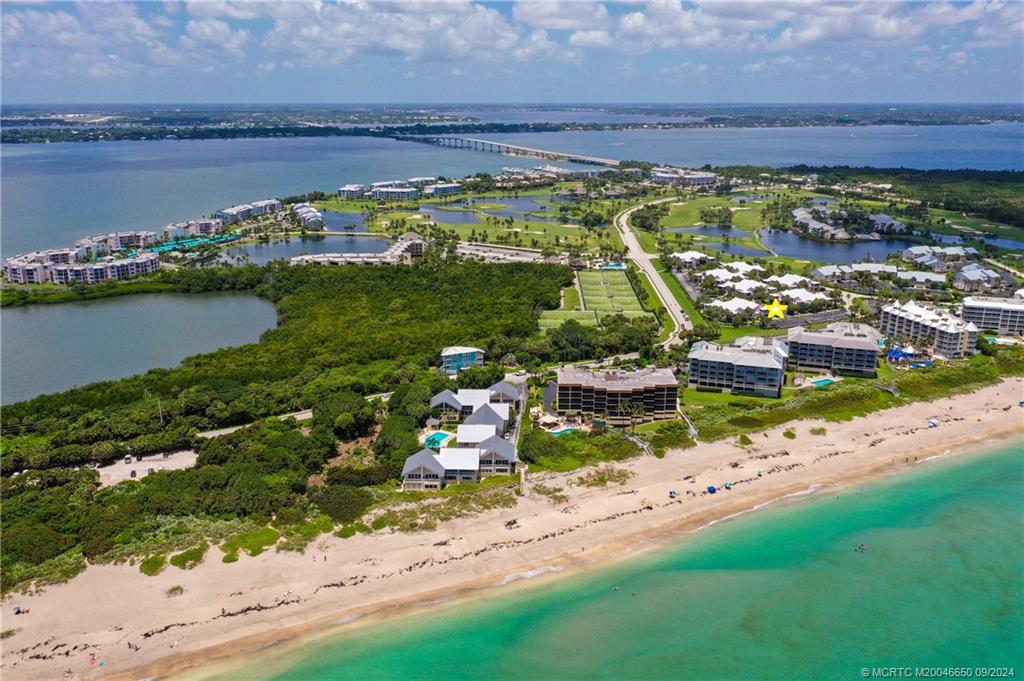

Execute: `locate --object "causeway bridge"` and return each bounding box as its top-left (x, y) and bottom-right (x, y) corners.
top-left (393, 135), bottom-right (621, 167)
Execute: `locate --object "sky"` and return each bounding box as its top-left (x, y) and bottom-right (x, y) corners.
top-left (2, 0), bottom-right (1023, 105)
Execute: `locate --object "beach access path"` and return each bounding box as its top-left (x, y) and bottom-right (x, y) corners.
top-left (4, 378), bottom-right (1022, 681)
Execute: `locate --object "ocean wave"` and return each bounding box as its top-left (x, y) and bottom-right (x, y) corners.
top-left (694, 484), bottom-right (828, 532)
top-left (498, 565), bottom-right (564, 586)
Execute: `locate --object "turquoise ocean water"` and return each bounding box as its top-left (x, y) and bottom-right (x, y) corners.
top-left (208, 441), bottom-right (1023, 681)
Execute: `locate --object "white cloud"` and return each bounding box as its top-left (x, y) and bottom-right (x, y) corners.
top-left (512, 2), bottom-right (609, 30)
top-left (568, 30), bottom-right (613, 48)
top-left (742, 61), bottom-right (767, 74)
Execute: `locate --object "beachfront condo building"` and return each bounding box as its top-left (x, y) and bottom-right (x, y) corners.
top-left (423, 182), bottom-right (463, 198)
top-left (250, 199), bottom-right (283, 216)
top-left (555, 367), bottom-right (678, 425)
top-left (407, 177), bottom-right (437, 187)
top-left (786, 323), bottom-right (883, 377)
top-left (50, 252), bottom-right (161, 285)
top-left (401, 435), bottom-right (519, 491)
top-left (292, 203), bottom-right (324, 228)
top-left (162, 218), bottom-right (224, 241)
top-left (370, 186), bottom-right (420, 201)
top-left (216, 204), bottom-right (253, 223)
top-left (961, 296), bottom-right (1024, 336)
top-left (687, 336), bottom-right (787, 398)
top-left (441, 346), bottom-right (485, 375)
top-left (880, 300), bottom-right (977, 359)
top-left (337, 184), bottom-right (366, 199)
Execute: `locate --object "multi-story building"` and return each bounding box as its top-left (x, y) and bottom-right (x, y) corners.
top-left (370, 186), bottom-right (420, 201)
top-left (961, 296), bottom-right (1024, 336)
top-left (291, 202), bottom-right (324, 228)
top-left (337, 184), bottom-right (366, 199)
top-left (556, 367), bottom-right (678, 425)
top-left (423, 182), bottom-right (463, 198)
top-left (290, 232), bottom-right (428, 267)
top-left (687, 336), bottom-right (786, 398)
top-left (880, 300), bottom-right (977, 358)
top-left (3, 257), bottom-right (52, 284)
top-left (50, 252), bottom-right (161, 285)
top-left (407, 177), bottom-right (437, 187)
top-left (215, 204), bottom-right (254, 224)
top-left (249, 199), bottom-right (283, 216)
top-left (401, 436), bottom-right (519, 491)
top-left (162, 218), bottom-right (224, 241)
top-left (440, 346), bottom-right (485, 375)
top-left (786, 323), bottom-right (882, 377)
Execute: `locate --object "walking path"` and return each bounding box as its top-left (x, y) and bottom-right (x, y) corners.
top-left (613, 200), bottom-right (692, 347)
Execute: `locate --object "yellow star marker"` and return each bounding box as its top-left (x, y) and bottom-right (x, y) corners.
top-left (764, 298), bottom-right (788, 319)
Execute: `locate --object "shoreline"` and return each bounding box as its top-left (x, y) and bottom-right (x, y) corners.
top-left (164, 426), bottom-right (1024, 681)
top-left (3, 379), bottom-right (1022, 681)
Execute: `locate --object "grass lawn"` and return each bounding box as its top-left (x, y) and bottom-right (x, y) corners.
top-left (633, 228), bottom-right (660, 254)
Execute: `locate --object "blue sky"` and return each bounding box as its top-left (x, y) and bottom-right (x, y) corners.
top-left (2, 1), bottom-right (1022, 104)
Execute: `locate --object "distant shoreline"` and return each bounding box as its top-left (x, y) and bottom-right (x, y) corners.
top-left (4, 119), bottom-right (1024, 145)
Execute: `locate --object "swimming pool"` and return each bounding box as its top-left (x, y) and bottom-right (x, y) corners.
top-left (811, 378), bottom-right (835, 388)
top-left (598, 263), bottom-right (626, 270)
top-left (424, 432), bottom-right (452, 448)
top-left (551, 428), bottom-right (576, 437)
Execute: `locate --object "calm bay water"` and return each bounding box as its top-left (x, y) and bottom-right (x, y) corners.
top-left (760, 230), bottom-right (921, 263)
top-left (3, 124), bottom-right (1021, 257)
top-left (1, 293), bottom-right (276, 404)
top-left (206, 441), bottom-right (1023, 681)
top-left (485, 123), bottom-right (1024, 172)
top-left (218, 235), bottom-right (390, 266)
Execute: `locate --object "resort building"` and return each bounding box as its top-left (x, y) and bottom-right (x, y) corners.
top-left (216, 204), bottom-right (254, 223)
top-left (292, 203), bottom-right (324, 228)
top-left (51, 252), bottom-right (161, 285)
top-left (650, 167), bottom-right (717, 187)
top-left (337, 184), bottom-right (366, 199)
top-left (812, 263), bottom-right (898, 281)
top-left (401, 435), bottom-right (519, 491)
top-left (706, 297), bottom-right (761, 316)
top-left (778, 288), bottom-right (829, 305)
top-left (961, 296), bottom-right (1024, 336)
top-left (868, 214), bottom-right (909, 233)
top-left (162, 218), bottom-right (223, 240)
top-left (786, 323), bottom-right (882, 377)
top-left (669, 251), bottom-right (716, 267)
top-left (4, 236), bottom-right (161, 285)
top-left (895, 271), bottom-right (947, 288)
top-left (953, 264), bottom-right (1004, 292)
top-left (407, 177), bottom-right (437, 187)
top-left (765, 273), bottom-right (814, 289)
top-left (455, 424), bottom-right (497, 448)
top-left (440, 346), bottom-right (485, 375)
top-left (370, 186), bottom-right (420, 201)
top-left (880, 300), bottom-right (977, 358)
top-left (687, 336), bottom-right (787, 398)
top-left (555, 367), bottom-right (678, 425)
top-left (290, 232), bottom-right (428, 267)
top-left (250, 199), bottom-right (283, 216)
top-left (422, 182), bottom-right (463, 198)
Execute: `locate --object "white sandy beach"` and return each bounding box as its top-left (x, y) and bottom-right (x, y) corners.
top-left (2, 378), bottom-right (1022, 681)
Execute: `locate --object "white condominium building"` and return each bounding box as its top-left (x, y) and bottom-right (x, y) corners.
top-left (879, 300), bottom-right (977, 358)
top-left (961, 296), bottom-right (1024, 336)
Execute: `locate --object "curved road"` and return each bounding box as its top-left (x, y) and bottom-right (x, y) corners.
top-left (614, 199), bottom-right (692, 348)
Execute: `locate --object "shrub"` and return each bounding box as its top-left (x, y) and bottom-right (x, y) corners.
top-left (738, 434), bottom-right (753, 446)
top-left (139, 554), bottom-right (167, 576)
top-left (783, 429), bottom-right (797, 440)
top-left (220, 527), bottom-right (280, 562)
top-left (313, 484), bottom-right (373, 524)
top-left (574, 466), bottom-right (634, 487)
top-left (169, 543), bottom-right (208, 570)
top-left (810, 427), bottom-right (827, 436)
top-left (166, 585), bottom-right (185, 597)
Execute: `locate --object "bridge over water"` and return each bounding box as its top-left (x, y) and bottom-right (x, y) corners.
top-left (394, 135), bottom-right (621, 167)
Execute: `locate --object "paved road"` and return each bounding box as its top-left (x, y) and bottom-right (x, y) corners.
top-left (614, 199), bottom-right (692, 347)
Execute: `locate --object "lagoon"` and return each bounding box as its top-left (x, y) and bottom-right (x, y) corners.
top-left (760, 230), bottom-right (920, 263)
top-left (1, 292), bottom-right (277, 404)
top-left (210, 441), bottom-right (1023, 681)
top-left (217, 235), bottom-right (390, 266)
